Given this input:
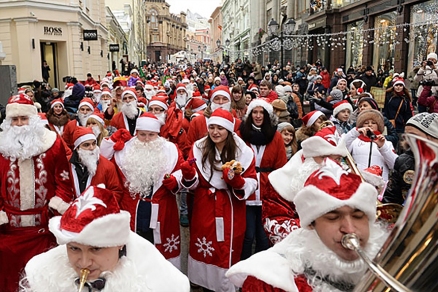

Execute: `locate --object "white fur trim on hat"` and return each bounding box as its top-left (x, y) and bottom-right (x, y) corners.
top-left (427, 52), bottom-right (437, 61)
top-left (305, 111), bottom-right (324, 127)
top-left (393, 79), bottom-right (405, 87)
top-left (245, 99), bottom-right (273, 119)
top-left (302, 135), bottom-right (348, 158)
top-left (78, 101), bottom-right (94, 111)
top-left (211, 89), bottom-right (231, 101)
top-left (149, 100), bottom-right (168, 110)
top-left (193, 103), bottom-right (207, 112)
top-left (136, 116), bottom-right (163, 132)
top-left (88, 114), bottom-right (104, 125)
top-left (295, 182), bottom-right (377, 229)
top-left (49, 211), bottom-right (131, 247)
top-left (121, 89), bottom-right (138, 100)
top-left (74, 133), bottom-right (96, 149)
top-left (406, 112), bottom-right (438, 139)
top-left (51, 100), bottom-right (64, 109)
top-left (207, 116), bottom-right (234, 132)
top-left (333, 102), bottom-right (353, 117)
top-left (5, 103), bottom-right (37, 119)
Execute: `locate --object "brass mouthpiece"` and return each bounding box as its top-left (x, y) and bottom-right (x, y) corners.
top-left (77, 268), bottom-right (90, 292)
top-left (341, 233), bottom-right (360, 250)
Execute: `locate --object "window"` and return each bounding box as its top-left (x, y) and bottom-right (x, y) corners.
top-left (346, 21), bottom-right (365, 68)
top-left (373, 11), bottom-right (397, 72)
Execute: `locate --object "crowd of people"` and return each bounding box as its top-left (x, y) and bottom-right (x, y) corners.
top-left (0, 52), bottom-right (437, 292)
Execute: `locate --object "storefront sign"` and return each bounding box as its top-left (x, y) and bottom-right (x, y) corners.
top-left (109, 44), bottom-right (120, 52)
top-left (44, 26), bottom-right (62, 36)
top-left (83, 30), bottom-right (98, 41)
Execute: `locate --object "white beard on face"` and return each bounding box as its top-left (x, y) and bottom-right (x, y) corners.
top-left (282, 225), bottom-right (388, 290)
top-left (100, 99), bottom-right (110, 113)
top-left (0, 116), bottom-right (48, 160)
top-left (93, 93), bottom-right (101, 104)
top-left (77, 112), bottom-right (92, 126)
top-left (122, 137), bottom-right (168, 198)
top-left (91, 125), bottom-right (102, 137)
top-left (145, 91), bottom-right (155, 100)
top-left (155, 112), bottom-right (167, 125)
top-left (210, 101), bottom-right (231, 112)
top-left (77, 146), bottom-right (100, 176)
top-left (175, 93), bottom-right (188, 110)
top-left (121, 100), bottom-right (138, 120)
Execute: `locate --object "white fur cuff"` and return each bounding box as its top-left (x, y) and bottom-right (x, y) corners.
top-left (49, 196), bottom-right (71, 214)
top-left (0, 210), bottom-right (9, 225)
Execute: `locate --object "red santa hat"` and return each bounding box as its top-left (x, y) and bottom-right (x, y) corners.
top-left (73, 127), bottom-right (96, 149)
top-left (144, 83), bottom-right (154, 91)
top-left (392, 77), bottom-right (405, 87)
top-left (204, 85), bottom-right (210, 91)
top-left (302, 110), bottom-right (324, 127)
top-left (360, 165), bottom-right (385, 189)
top-left (49, 185), bottom-right (131, 247)
top-left (302, 126), bottom-right (348, 158)
top-left (207, 108), bottom-right (235, 132)
top-left (210, 85), bottom-right (231, 102)
top-left (88, 111), bottom-right (105, 126)
top-left (175, 83), bottom-right (188, 94)
top-left (192, 90), bottom-right (202, 98)
top-left (136, 112), bottom-right (163, 133)
top-left (38, 113), bottom-right (48, 125)
top-left (148, 95), bottom-right (168, 111)
top-left (294, 159), bottom-right (377, 229)
top-left (121, 88), bottom-right (138, 101)
top-left (137, 97), bottom-right (147, 108)
top-left (6, 93), bottom-right (37, 119)
top-left (189, 98), bottom-right (207, 112)
top-left (101, 88), bottom-right (112, 97)
top-left (245, 98), bottom-right (274, 119)
top-left (78, 98), bottom-right (95, 112)
top-left (50, 98), bottom-right (64, 109)
top-left (332, 100), bottom-right (353, 117)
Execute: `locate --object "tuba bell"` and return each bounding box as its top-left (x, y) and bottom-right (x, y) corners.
top-left (344, 134), bottom-right (438, 291)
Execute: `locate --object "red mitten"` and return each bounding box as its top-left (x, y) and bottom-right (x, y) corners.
top-left (181, 160), bottom-right (196, 180)
top-left (110, 129), bottom-right (132, 151)
top-left (222, 168), bottom-right (245, 189)
top-left (162, 175), bottom-right (178, 191)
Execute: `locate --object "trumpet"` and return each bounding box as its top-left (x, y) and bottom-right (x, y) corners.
top-left (77, 268), bottom-right (90, 292)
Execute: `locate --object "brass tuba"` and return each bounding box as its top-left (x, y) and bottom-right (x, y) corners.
top-left (344, 134), bottom-right (438, 291)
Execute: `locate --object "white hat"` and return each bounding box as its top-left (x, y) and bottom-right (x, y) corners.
top-left (332, 100), bottom-right (353, 117)
top-left (294, 159), bottom-right (377, 229)
top-left (427, 52), bottom-right (437, 61)
top-left (406, 112), bottom-right (438, 140)
top-left (245, 99), bottom-right (274, 119)
top-left (135, 112), bottom-right (163, 133)
top-left (283, 85), bottom-right (292, 92)
top-left (130, 69), bottom-right (139, 75)
top-left (49, 185), bottom-right (131, 247)
top-left (207, 108), bottom-right (235, 132)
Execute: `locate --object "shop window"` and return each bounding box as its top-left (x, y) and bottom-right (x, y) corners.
top-left (373, 11), bottom-right (397, 73)
top-left (346, 21), bottom-right (364, 69)
top-left (407, 0), bottom-right (438, 69)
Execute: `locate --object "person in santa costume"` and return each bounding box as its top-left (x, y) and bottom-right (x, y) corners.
top-left (100, 113), bottom-right (193, 269)
top-left (226, 158), bottom-right (389, 291)
top-left (238, 99), bottom-right (287, 260)
top-left (265, 125), bottom-right (349, 244)
top-left (148, 95), bottom-right (190, 158)
top-left (295, 110), bottom-right (327, 150)
top-left (185, 109), bottom-right (258, 292)
top-left (62, 97), bottom-right (95, 149)
top-left (69, 127), bottom-right (123, 200)
top-left (169, 83), bottom-right (192, 132)
top-left (85, 112), bottom-right (115, 146)
top-left (187, 85), bottom-right (242, 146)
top-left (46, 98), bottom-right (70, 136)
top-left (0, 94), bottom-right (74, 292)
top-left (105, 88), bottom-right (142, 136)
top-left (20, 185), bottom-right (190, 292)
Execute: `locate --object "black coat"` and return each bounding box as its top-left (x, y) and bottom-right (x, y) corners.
top-left (383, 150), bottom-right (414, 205)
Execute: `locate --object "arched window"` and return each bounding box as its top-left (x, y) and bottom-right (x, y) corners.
top-left (150, 9), bottom-right (158, 29)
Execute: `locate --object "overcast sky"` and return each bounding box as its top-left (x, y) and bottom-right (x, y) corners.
top-left (166, 0), bottom-right (222, 19)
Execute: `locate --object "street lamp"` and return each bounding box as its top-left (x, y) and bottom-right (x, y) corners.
top-left (216, 39), bottom-right (231, 63)
top-left (267, 16), bottom-right (296, 66)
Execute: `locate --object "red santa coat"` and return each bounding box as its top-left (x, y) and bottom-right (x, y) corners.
top-left (187, 134), bottom-right (257, 292)
top-left (100, 137), bottom-right (188, 269)
top-left (240, 131), bottom-right (287, 206)
top-left (62, 119), bottom-right (80, 149)
top-left (110, 109), bottom-right (141, 131)
top-left (0, 130), bottom-right (74, 292)
top-left (161, 107), bottom-right (191, 159)
top-left (187, 113), bottom-right (242, 146)
top-left (242, 275), bottom-right (312, 292)
top-left (69, 154), bottom-right (124, 201)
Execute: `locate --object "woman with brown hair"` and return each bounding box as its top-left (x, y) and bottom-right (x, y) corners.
top-left (85, 112), bottom-right (114, 146)
top-left (46, 99), bottom-right (70, 136)
top-left (383, 77), bottom-right (413, 135)
top-left (186, 109), bottom-right (257, 292)
top-left (295, 110), bottom-right (327, 150)
top-left (277, 122), bottom-right (298, 160)
top-left (230, 85), bottom-right (247, 120)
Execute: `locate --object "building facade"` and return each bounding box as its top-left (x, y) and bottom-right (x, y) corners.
top-left (209, 6), bottom-right (222, 62)
top-left (105, 6), bottom-right (129, 74)
top-left (0, 0), bottom-right (109, 87)
top-left (145, 0), bottom-right (187, 63)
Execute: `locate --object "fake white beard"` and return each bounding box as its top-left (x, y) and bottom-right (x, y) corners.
top-left (154, 112), bottom-right (167, 125)
top-left (100, 99), bottom-right (111, 113)
top-left (77, 112), bottom-right (92, 127)
top-left (122, 137), bottom-right (168, 198)
top-left (175, 93), bottom-right (188, 109)
top-left (93, 93), bottom-right (101, 104)
top-left (145, 91), bottom-right (155, 100)
top-left (210, 101), bottom-right (231, 112)
top-left (91, 125), bottom-right (102, 138)
top-left (282, 225), bottom-right (388, 290)
top-left (0, 116), bottom-right (48, 160)
top-left (121, 100), bottom-right (138, 120)
top-left (289, 158), bottom-right (321, 197)
top-left (77, 146), bottom-right (100, 176)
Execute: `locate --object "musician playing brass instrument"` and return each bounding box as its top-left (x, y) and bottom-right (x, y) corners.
top-left (227, 159), bottom-right (389, 291)
top-left (19, 185), bottom-right (189, 292)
